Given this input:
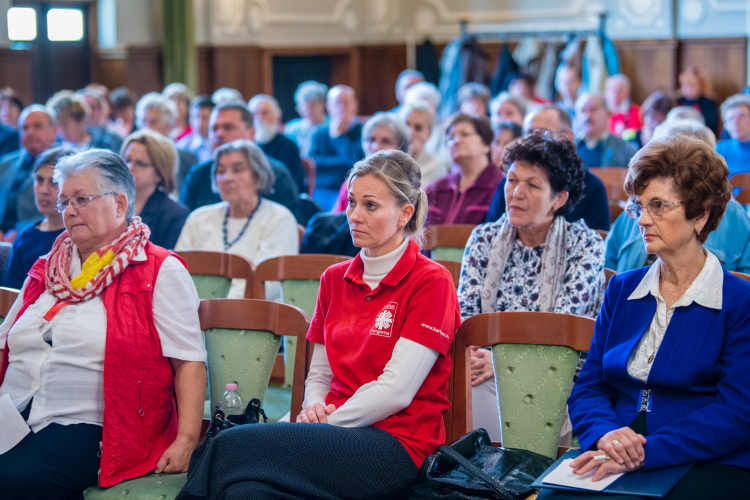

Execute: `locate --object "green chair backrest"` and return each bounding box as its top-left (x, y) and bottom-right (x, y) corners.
top-left (190, 275), bottom-right (233, 300)
top-left (279, 279), bottom-right (320, 388)
top-left (205, 327), bottom-right (282, 412)
top-left (433, 247), bottom-right (465, 262)
top-left (492, 343), bottom-right (580, 459)
top-left (84, 473), bottom-right (187, 500)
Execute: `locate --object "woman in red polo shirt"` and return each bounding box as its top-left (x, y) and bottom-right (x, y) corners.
top-left (178, 150), bottom-right (461, 500)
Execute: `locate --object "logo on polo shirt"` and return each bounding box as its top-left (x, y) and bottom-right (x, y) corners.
top-left (370, 302), bottom-right (398, 337)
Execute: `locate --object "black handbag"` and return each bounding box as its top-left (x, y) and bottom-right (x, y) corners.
top-left (410, 429), bottom-right (555, 500)
top-left (187, 398), bottom-right (267, 477)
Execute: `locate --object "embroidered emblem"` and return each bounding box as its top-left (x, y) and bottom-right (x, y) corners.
top-left (370, 302), bottom-right (397, 337)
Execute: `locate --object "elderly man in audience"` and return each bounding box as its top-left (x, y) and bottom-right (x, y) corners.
top-left (555, 64), bottom-right (582, 123)
top-left (109, 87), bottom-right (138, 138)
top-left (575, 92), bottom-right (637, 169)
top-left (486, 105), bottom-right (611, 230)
top-left (391, 69), bottom-right (425, 114)
top-left (606, 119), bottom-right (750, 275)
top-left (285, 80), bottom-right (329, 157)
top-left (77, 88), bottom-right (123, 151)
top-left (176, 96), bottom-right (214, 163)
top-left (331, 112), bottom-right (410, 212)
top-left (0, 87), bottom-right (24, 131)
top-left (309, 85), bottom-right (364, 210)
top-left (121, 129), bottom-right (190, 249)
top-left (211, 87), bottom-right (244, 105)
top-left (622, 91), bottom-right (673, 149)
top-left (178, 150), bottom-right (459, 500)
top-left (490, 121), bottom-right (522, 168)
top-left (400, 100), bottom-right (450, 186)
top-left (489, 92), bottom-right (527, 129)
top-left (567, 136), bottom-right (750, 496)
top-left (179, 102), bottom-right (299, 217)
top-left (457, 82), bottom-right (491, 116)
top-left (717, 94), bottom-right (750, 177)
top-left (176, 140), bottom-right (298, 300)
top-left (0, 149), bottom-right (207, 498)
top-left (5, 146), bottom-right (71, 289)
top-left (0, 105), bottom-right (58, 238)
top-left (135, 92), bottom-right (198, 193)
top-left (404, 81), bottom-right (449, 163)
top-left (676, 66), bottom-right (719, 135)
top-left (46, 91), bottom-right (121, 153)
top-left (248, 94), bottom-right (305, 193)
top-left (605, 74), bottom-right (642, 137)
top-left (163, 83), bottom-right (194, 141)
top-left (426, 114), bottom-right (502, 225)
top-left (459, 129), bottom-right (605, 442)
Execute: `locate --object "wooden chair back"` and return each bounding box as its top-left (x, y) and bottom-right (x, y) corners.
top-left (590, 167), bottom-right (628, 202)
top-left (609, 202), bottom-right (625, 224)
top-left (175, 250), bottom-right (255, 299)
top-left (424, 224), bottom-right (475, 262)
top-left (301, 157), bottom-right (316, 196)
top-left (731, 271), bottom-right (750, 282)
top-left (0, 287), bottom-right (19, 320)
top-left (435, 259), bottom-right (462, 288)
top-left (730, 173), bottom-right (750, 204)
top-left (451, 312), bottom-right (595, 453)
top-left (199, 299), bottom-right (311, 417)
top-left (595, 229), bottom-right (608, 241)
top-left (604, 268), bottom-right (617, 288)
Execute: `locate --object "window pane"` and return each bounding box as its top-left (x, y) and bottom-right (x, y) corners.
top-left (7, 7), bottom-right (37, 41)
top-left (47, 8), bottom-right (84, 42)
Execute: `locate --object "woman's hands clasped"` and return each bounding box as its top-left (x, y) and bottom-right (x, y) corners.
top-left (296, 403), bottom-right (337, 424)
top-left (569, 427), bottom-right (648, 482)
top-left (470, 346), bottom-right (494, 386)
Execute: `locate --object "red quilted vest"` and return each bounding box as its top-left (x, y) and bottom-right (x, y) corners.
top-left (0, 242), bottom-right (186, 487)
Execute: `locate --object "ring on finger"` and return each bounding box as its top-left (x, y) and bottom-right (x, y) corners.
top-left (612, 440), bottom-right (620, 446)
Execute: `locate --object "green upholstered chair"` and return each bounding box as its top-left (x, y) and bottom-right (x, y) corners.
top-left (174, 250), bottom-right (254, 299)
top-left (424, 224), bottom-right (475, 262)
top-left (254, 254), bottom-right (352, 388)
top-left (83, 299), bottom-right (310, 500)
top-left (451, 311), bottom-right (595, 459)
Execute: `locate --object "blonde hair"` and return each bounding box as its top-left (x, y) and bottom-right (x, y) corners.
top-left (47, 90), bottom-right (88, 123)
top-left (346, 150), bottom-right (428, 247)
top-left (121, 129), bottom-right (178, 194)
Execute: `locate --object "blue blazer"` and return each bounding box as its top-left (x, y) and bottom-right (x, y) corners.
top-left (569, 267), bottom-right (750, 470)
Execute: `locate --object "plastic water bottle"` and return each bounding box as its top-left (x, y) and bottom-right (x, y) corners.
top-left (219, 383), bottom-right (243, 415)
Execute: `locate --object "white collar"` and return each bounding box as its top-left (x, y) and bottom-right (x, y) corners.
top-left (628, 250), bottom-right (723, 310)
top-left (361, 238), bottom-right (409, 278)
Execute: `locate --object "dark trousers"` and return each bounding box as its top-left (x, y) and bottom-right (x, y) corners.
top-left (177, 422), bottom-right (419, 500)
top-left (0, 401), bottom-right (102, 500)
top-left (539, 413), bottom-right (750, 499)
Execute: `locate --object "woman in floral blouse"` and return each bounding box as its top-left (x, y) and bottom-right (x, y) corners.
top-left (457, 130), bottom-right (605, 442)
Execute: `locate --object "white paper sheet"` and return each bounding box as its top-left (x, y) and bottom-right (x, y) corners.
top-left (542, 458), bottom-right (624, 492)
top-left (0, 393), bottom-right (31, 455)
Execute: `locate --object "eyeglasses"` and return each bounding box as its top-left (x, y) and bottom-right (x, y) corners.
top-left (626, 200), bottom-right (681, 219)
top-left (447, 131), bottom-right (478, 144)
top-left (56, 192), bottom-right (117, 213)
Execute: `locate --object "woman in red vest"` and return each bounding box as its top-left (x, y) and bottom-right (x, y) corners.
top-left (0, 149), bottom-right (207, 499)
top-left (178, 150), bottom-right (460, 500)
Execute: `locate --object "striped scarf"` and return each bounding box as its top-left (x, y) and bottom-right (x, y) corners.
top-left (44, 217), bottom-right (151, 303)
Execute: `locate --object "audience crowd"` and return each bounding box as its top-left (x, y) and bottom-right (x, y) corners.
top-left (1, 59), bottom-right (750, 499)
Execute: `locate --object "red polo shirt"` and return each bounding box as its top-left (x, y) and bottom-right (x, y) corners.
top-left (307, 239), bottom-right (461, 467)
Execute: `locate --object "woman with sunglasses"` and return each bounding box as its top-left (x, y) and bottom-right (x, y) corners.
top-left (0, 149), bottom-right (207, 498)
top-left (563, 135), bottom-right (750, 498)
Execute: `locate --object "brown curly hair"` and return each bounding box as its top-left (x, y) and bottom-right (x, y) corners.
top-left (501, 129), bottom-right (586, 217)
top-left (624, 135), bottom-right (731, 244)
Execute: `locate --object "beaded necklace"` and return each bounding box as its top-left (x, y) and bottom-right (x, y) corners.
top-left (223, 199), bottom-right (262, 251)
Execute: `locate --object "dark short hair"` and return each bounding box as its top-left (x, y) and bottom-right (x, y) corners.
top-left (447, 113), bottom-right (494, 146)
top-left (495, 121), bottom-right (522, 139)
top-left (624, 135), bottom-right (731, 244)
top-left (502, 129), bottom-right (585, 217)
top-left (110, 87), bottom-right (138, 110)
top-left (190, 95), bottom-right (215, 110)
top-left (0, 87), bottom-right (25, 111)
top-left (33, 145), bottom-right (76, 173)
top-left (213, 102), bottom-right (253, 128)
top-left (641, 91), bottom-right (673, 118)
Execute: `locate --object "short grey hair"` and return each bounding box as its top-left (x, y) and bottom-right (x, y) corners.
top-left (605, 73), bottom-right (631, 92)
top-left (163, 82), bottom-right (195, 102)
top-left (248, 94), bottom-right (282, 117)
top-left (212, 88), bottom-right (245, 105)
top-left (651, 119), bottom-right (716, 150)
top-left (489, 92), bottom-right (527, 119)
top-left (720, 94), bottom-right (750, 122)
top-left (294, 81), bottom-right (328, 107)
top-left (211, 140), bottom-right (275, 196)
top-left (457, 82), bottom-right (491, 107)
top-left (575, 92), bottom-right (607, 113)
top-left (53, 149), bottom-right (137, 221)
top-left (396, 69), bottom-right (424, 98)
top-left (19, 104), bottom-right (56, 129)
top-left (136, 92), bottom-right (177, 128)
top-left (361, 112), bottom-right (409, 153)
top-left (667, 106), bottom-right (705, 124)
top-left (404, 82), bottom-right (441, 111)
top-left (399, 100), bottom-right (435, 132)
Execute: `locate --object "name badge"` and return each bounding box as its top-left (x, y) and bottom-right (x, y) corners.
top-left (636, 389), bottom-right (652, 413)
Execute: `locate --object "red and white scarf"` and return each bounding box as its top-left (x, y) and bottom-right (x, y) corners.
top-left (44, 217), bottom-right (151, 303)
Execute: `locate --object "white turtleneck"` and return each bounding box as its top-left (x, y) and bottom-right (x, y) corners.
top-left (302, 239), bottom-right (441, 427)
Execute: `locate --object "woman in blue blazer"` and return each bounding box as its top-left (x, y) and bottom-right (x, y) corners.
top-left (567, 135), bottom-right (750, 497)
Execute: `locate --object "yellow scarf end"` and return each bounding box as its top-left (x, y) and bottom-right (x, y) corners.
top-left (71, 250), bottom-right (116, 289)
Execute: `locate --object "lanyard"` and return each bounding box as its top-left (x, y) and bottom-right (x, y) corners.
top-left (38, 301), bottom-right (70, 332)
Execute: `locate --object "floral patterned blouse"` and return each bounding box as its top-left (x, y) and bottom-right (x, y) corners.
top-left (458, 219), bottom-right (606, 323)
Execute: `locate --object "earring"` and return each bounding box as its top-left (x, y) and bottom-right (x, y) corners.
top-left (117, 213), bottom-right (122, 217)
top-left (696, 227), bottom-right (701, 236)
